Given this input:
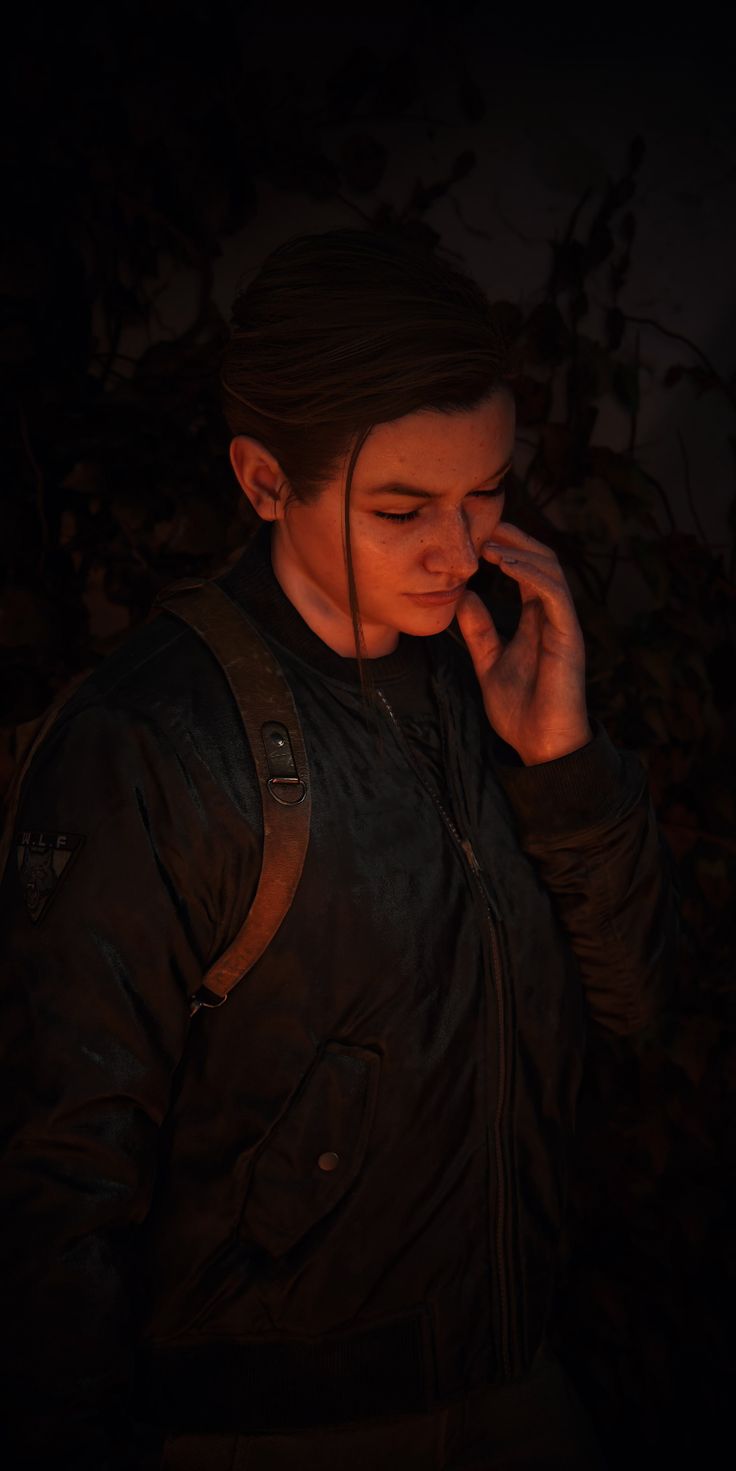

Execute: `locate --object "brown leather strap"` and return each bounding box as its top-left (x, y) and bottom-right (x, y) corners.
top-left (154, 579), bottom-right (311, 1012)
top-left (1, 581), bottom-right (311, 1020)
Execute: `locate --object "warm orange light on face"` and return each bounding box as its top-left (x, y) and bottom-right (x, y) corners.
top-left (235, 392), bottom-right (515, 660)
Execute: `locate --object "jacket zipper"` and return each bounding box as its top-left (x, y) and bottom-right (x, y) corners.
top-left (375, 688), bottom-right (513, 1380)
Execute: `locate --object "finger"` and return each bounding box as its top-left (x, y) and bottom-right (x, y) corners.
top-left (482, 543), bottom-right (566, 589)
top-left (485, 547), bottom-right (559, 573)
top-left (480, 556), bottom-right (581, 640)
top-left (455, 589), bottom-right (504, 679)
top-left (483, 522), bottom-right (558, 560)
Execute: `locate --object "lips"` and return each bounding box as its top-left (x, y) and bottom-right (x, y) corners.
top-left (404, 584), bottom-right (466, 604)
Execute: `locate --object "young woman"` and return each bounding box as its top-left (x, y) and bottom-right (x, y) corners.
top-left (0, 228), bottom-right (679, 1470)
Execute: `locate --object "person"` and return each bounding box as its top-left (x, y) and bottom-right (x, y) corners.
top-left (0, 227), bottom-right (679, 1470)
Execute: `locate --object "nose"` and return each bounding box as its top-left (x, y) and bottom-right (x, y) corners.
top-left (420, 508), bottom-right (480, 583)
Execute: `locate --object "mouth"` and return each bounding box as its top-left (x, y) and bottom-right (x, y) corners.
top-left (404, 584), bottom-right (466, 606)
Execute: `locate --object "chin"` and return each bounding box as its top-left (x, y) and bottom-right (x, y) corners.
top-left (399, 604), bottom-right (458, 637)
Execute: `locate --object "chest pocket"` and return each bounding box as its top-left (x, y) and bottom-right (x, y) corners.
top-left (240, 1042), bottom-right (381, 1258)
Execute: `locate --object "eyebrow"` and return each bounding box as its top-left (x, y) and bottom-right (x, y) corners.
top-left (364, 458), bottom-right (513, 499)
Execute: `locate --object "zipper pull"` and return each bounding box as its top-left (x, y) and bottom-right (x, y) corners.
top-left (460, 836), bottom-right (482, 876)
top-left (460, 837), bottom-right (503, 922)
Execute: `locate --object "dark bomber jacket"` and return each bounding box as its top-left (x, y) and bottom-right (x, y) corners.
top-left (0, 525), bottom-right (679, 1467)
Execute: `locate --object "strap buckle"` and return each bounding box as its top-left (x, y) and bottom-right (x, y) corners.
top-left (190, 985), bottom-right (228, 1017)
top-left (262, 722), bottom-right (307, 805)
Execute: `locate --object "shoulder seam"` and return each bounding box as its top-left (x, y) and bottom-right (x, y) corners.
top-left (85, 614), bottom-right (190, 704)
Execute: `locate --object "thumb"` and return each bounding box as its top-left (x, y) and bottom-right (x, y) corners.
top-left (455, 589), bottom-right (504, 681)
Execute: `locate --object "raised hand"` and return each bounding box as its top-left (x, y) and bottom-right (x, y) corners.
top-left (455, 520), bottom-right (593, 766)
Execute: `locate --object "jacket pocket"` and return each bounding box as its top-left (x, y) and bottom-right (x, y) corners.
top-left (240, 1041), bottom-right (380, 1258)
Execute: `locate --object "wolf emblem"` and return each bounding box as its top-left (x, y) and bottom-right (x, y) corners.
top-left (16, 832), bottom-right (84, 923)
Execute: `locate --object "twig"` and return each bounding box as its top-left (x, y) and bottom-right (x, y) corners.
top-left (333, 190), bottom-right (376, 227)
top-left (629, 330), bottom-right (640, 453)
top-left (676, 430), bottom-right (710, 547)
top-left (562, 185), bottom-right (594, 247)
top-left (621, 313), bottom-right (723, 383)
top-left (641, 469), bottom-right (678, 533)
top-left (489, 192), bottom-right (548, 248)
top-left (450, 194), bottom-right (497, 243)
top-left (177, 256), bottom-right (216, 346)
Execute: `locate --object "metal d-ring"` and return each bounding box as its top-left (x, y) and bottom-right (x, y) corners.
top-left (267, 776), bottom-right (307, 805)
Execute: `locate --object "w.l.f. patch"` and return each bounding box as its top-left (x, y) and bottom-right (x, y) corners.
top-left (16, 831), bottom-right (84, 923)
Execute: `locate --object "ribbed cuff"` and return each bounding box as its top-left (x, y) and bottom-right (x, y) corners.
top-left (494, 717), bottom-right (628, 841)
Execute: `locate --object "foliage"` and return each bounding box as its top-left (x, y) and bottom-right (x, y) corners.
top-left (494, 146), bottom-right (736, 1463)
top-left (1, 6), bottom-right (733, 1457)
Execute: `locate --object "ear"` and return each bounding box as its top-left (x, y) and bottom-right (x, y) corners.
top-left (229, 436), bottom-right (289, 523)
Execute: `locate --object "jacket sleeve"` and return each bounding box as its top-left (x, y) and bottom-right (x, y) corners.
top-left (0, 701), bottom-right (256, 1469)
top-left (492, 717), bottom-right (681, 1038)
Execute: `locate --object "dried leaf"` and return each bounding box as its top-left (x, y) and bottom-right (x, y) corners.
top-left (512, 374), bottom-right (551, 426)
top-left (560, 477), bottom-right (623, 548)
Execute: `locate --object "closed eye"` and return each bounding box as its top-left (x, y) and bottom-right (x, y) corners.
top-left (375, 484), bottom-right (507, 524)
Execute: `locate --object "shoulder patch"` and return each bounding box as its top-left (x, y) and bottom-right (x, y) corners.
top-left (15, 831), bottom-right (85, 924)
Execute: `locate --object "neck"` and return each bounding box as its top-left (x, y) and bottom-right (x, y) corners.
top-left (270, 528), bottom-right (399, 658)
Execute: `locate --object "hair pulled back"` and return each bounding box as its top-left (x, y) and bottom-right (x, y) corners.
top-left (220, 226), bottom-right (512, 699)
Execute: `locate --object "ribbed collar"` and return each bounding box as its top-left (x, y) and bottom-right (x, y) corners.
top-left (217, 522), bottom-right (438, 692)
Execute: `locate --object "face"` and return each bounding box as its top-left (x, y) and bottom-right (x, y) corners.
top-left (230, 389), bottom-right (516, 657)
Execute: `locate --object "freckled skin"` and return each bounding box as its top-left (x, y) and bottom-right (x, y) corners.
top-left (230, 389), bottom-right (591, 762)
top-left (229, 390), bottom-right (515, 658)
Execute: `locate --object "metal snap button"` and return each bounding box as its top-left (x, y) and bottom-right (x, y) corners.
top-left (317, 1151), bottom-right (340, 1172)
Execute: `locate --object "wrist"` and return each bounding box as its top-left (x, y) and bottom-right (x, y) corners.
top-left (516, 723), bottom-right (594, 767)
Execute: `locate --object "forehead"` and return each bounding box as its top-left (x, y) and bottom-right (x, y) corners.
top-left (354, 392), bottom-right (516, 487)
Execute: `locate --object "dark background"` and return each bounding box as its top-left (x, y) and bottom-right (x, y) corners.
top-left (1, 2), bottom-right (734, 1463)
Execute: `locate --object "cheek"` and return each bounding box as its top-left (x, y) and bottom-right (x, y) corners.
top-left (354, 519), bottom-right (408, 560)
top-left (470, 497), bottom-right (505, 541)
top-left (350, 524), bottom-right (415, 598)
